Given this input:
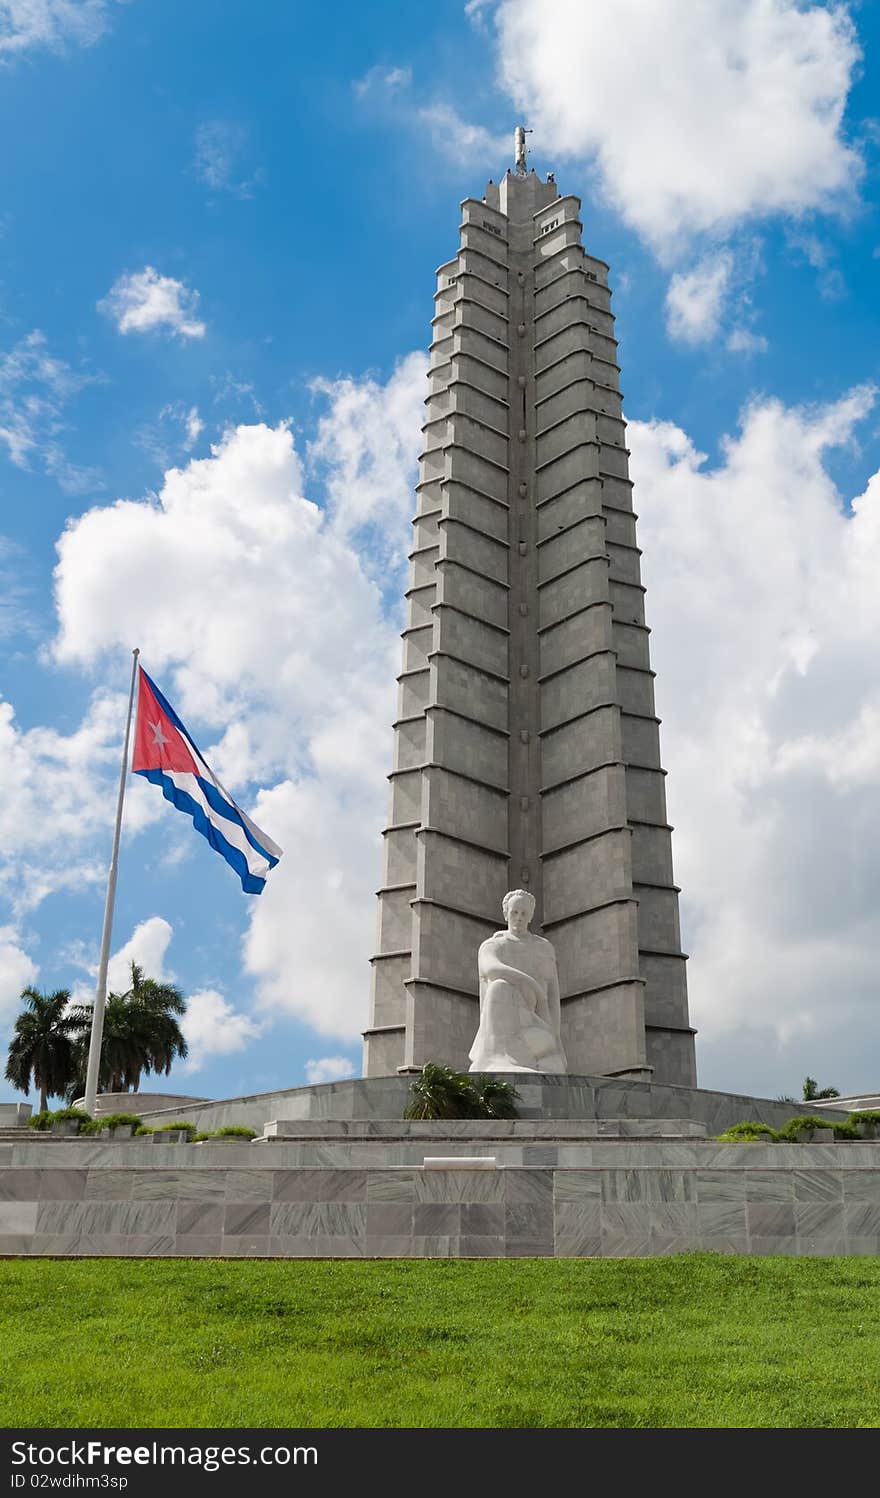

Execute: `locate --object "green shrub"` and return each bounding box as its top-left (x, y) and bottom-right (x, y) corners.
top-left (832, 1119), bottom-right (861, 1141)
top-left (28, 1106), bottom-right (92, 1132)
top-left (780, 1114), bottom-right (836, 1142)
top-left (134, 1120), bottom-right (198, 1137)
top-left (850, 1109), bottom-right (880, 1127)
top-left (191, 1125), bottom-right (257, 1141)
top-left (134, 1124), bottom-right (154, 1136)
top-left (714, 1121), bottom-right (780, 1142)
top-left (92, 1113), bottom-right (141, 1132)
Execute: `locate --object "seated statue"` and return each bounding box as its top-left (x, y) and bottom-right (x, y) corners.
top-left (468, 889), bottom-right (567, 1074)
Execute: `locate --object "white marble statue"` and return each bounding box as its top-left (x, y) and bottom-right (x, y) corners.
top-left (468, 889), bottom-right (567, 1073)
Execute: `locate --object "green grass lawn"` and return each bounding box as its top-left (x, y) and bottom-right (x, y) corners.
top-left (1, 1254), bottom-right (879, 1428)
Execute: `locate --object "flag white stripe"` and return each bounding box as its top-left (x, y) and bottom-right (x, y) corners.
top-left (166, 771), bottom-right (273, 881)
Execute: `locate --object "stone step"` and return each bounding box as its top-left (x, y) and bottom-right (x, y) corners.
top-left (260, 1117), bottom-right (709, 1141)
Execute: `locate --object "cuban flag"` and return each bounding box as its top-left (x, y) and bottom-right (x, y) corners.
top-left (131, 667), bottom-right (282, 894)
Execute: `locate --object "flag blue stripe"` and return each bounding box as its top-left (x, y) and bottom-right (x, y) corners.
top-left (194, 774), bottom-right (279, 867)
top-left (134, 767), bottom-right (268, 894)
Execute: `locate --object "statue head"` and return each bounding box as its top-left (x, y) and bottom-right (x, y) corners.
top-left (502, 888), bottom-right (535, 936)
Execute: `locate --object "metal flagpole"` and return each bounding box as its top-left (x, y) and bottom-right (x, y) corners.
top-left (83, 647), bottom-right (140, 1117)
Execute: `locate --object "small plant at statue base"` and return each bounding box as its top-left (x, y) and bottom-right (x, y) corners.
top-left (404, 1063), bottom-right (520, 1121)
top-left (27, 1111), bottom-right (55, 1132)
top-left (157, 1120), bottom-right (198, 1136)
top-left (470, 1075), bottom-right (520, 1119)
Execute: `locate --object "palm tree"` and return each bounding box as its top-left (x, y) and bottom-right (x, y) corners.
top-left (68, 962), bottom-right (188, 1098)
top-left (5, 988), bottom-right (79, 1111)
top-left (404, 1063), bottom-right (482, 1119)
top-left (403, 1063), bottom-right (520, 1120)
top-left (803, 1076), bottom-right (840, 1101)
top-left (124, 963), bottom-right (187, 1089)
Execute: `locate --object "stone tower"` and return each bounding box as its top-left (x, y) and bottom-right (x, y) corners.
top-left (363, 141), bottom-right (697, 1088)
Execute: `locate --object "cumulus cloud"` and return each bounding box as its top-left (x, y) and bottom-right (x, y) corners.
top-left (52, 420), bottom-right (401, 787)
top-left (0, 688), bottom-right (133, 916)
top-left (180, 987), bottom-right (264, 1072)
top-left (0, 926), bottom-right (38, 1020)
top-left (665, 252), bottom-right (733, 345)
top-left (98, 267), bottom-right (206, 340)
top-left (243, 776), bottom-right (386, 1039)
top-left (46, 355), bottom-right (424, 1041)
top-left (494, 0), bottom-right (863, 259)
top-left (106, 915), bottom-right (173, 992)
top-left (309, 350), bottom-right (427, 572)
top-left (628, 382), bottom-right (880, 1091)
top-left (0, 0), bottom-right (124, 59)
top-left (304, 1056), bottom-right (357, 1085)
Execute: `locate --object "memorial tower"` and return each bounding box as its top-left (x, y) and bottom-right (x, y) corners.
top-left (364, 133), bottom-right (697, 1088)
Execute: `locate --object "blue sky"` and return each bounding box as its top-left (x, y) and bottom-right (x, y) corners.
top-left (2, 0), bottom-right (880, 1106)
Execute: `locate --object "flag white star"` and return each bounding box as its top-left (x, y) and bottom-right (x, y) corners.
top-left (149, 718), bottom-right (170, 750)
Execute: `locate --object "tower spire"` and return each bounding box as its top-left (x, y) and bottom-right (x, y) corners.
top-left (514, 124), bottom-right (530, 175)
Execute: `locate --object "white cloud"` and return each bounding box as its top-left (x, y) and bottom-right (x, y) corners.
top-left (193, 121), bottom-right (264, 199)
top-left (184, 406), bottom-right (203, 446)
top-left (180, 987), bottom-right (263, 1072)
top-left (726, 327), bottom-right (769, 355)
top-left (494, 0), bottom-right (863, 259)
top-left (665, 252), bottom-right (733, 345)
top-left (0, 926), bottom-right (37, 1020)
top-left (627, 382), bottom-right (880, 1090)
top-left (353, 63), bottom-right (412, 99)
top-left (353, 61), bottom-right (506, 170)
top-left (0, 0), bottom-right (124, 59)
top-left (98, 267), bottom-right (206, 340)
top-left (52, 420), bottom-right (401, 786)
top-left (138, 403), bottom-right (204, 467)
top-left (47, 356), bottom-right (424, 1040)
top-left (0, 329), bottom-right (102, 492)
top-left (304, 1055), bottom-right (357, 1085)
top-left (106, 915), bottom-right (173, 993)
top-left (0, 688), bottom-right (129, 916)
top-left (309, 350), bottom-right (427, 569)
top-left (415, 102), bottom-right (508, 166)
top-left (243, 776), bottom-right (385, 1039)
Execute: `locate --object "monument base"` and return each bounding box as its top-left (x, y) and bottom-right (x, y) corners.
top-left (1, 1074), bottom-right (872, 1261)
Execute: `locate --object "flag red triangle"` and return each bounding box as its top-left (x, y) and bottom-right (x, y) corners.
top-left (132, 668), bottom-right (200, 774)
